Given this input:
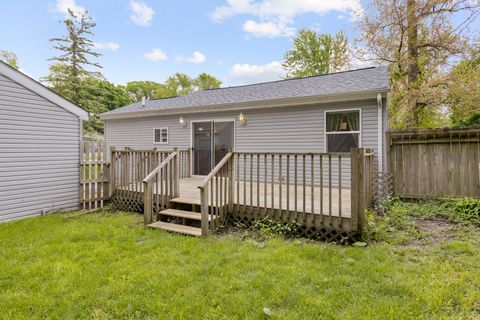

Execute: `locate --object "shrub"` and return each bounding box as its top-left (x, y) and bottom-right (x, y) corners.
top-left (448, 197), bottom-right (480, 224)
top-left (251, 218), bottom-right (301, 238)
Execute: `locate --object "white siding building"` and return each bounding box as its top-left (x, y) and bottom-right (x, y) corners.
top-left (0, 61), bottom-right (88, 222)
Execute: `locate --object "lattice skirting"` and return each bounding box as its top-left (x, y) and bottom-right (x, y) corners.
top-left (229, 212), bottom-right (358, 243)
top-left (111, 190), bottom-right (144, 213)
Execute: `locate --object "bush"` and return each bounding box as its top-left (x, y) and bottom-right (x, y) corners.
top-left (448, 197), bottom-right (480, 224)
top-left (250, 218), bottom-right (301, 238)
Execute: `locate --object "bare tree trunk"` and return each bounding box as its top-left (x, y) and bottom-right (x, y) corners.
top-left (407, 0), bottom-right (420, 126)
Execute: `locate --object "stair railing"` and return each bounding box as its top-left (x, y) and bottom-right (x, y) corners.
top-left (143, 148), bottom-right (179, 225)
top-left (198, 152), bottom-right (234, 236)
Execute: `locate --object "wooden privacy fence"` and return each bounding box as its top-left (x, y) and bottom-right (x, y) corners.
top-left (387, 127), bottom-right (480, 198)
top-left (79, 142), bottom-right (109, 210)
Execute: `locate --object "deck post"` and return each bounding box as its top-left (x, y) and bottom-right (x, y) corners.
top-left (173, 147), bottom-right (179, 197)
top-left (200, 187), bottom-right (209, 236)
top-left (143, 180), bottom-right (153, 225)
top-left (227, 149), bottom-right (234, 213)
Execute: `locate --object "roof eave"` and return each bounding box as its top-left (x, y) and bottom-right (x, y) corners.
top-left (100, 88), bottom-right (388, 121)
top-left (0, 61), bottom-right (89, 120)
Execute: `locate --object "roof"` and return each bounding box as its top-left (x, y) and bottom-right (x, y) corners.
top-left (0, 60), bottom-right (89, 120)
top-left (101, 66), bottom-right (389, 120)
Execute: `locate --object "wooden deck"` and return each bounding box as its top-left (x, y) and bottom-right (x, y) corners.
top-left (180, 177), bottom-right (351, 217)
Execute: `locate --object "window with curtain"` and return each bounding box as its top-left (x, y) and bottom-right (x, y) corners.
top-left (326, 110), bottom-right (360, 152)
top-left (154, 128), bottom-right (168, 144)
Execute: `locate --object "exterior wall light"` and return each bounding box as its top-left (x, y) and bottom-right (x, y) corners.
top-left (179, 116), bottom-right (186, 128)
top-left (239, 112), bottom-right (247, 126)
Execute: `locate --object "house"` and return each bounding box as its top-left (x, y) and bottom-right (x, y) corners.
top-left (0, 61), bottom-right (88, 222)
top-left (99, 67), bottom-right (388, 239)
top-left (101, 66), bottom-right (389, 172)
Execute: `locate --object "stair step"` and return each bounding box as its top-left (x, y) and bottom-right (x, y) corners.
top-left (148, 221), bottom-right (202, 236)
top-left (170, 197), bottom-right (201, 206)
top-left (160, 209), bottom-right (215, 221)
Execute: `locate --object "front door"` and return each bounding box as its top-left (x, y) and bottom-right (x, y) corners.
top-left (192, 121), bottom-right (234, 176)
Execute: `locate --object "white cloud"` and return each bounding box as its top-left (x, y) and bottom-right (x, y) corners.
top-left (243, 20), bottom-right (295, 38)
top-left (129, 0), bottom-right (155, 26)
top-left (229, 61), bottom-right (286, 85)
top-left (211, 0), bottom-right (363, 23)
top-left (54, 0), bottom-right (86, 17)
top-left (211, 0), bottom-right (363, 38)
top-left (94, 42), bottom-right (120, 51)
top-left (176, 51), bottom-right (206, 64)
top-left (142, 48), bottom-right (168, 61)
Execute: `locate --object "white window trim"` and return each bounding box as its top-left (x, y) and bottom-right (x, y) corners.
top-left (324, 108), bottom-right (362, 153)
top-left (153, 127), bottom-right (169, 144)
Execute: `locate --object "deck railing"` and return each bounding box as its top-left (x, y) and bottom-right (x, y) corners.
top-left (143, 150), bottom-right (179, 225)
top-left (198, 152), bottom-right (234, 236)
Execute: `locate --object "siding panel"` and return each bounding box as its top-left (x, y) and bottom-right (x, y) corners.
top-left (0, 74), bottom-right (80, 222)
top-left (105, 99), bottom-right (381, 187)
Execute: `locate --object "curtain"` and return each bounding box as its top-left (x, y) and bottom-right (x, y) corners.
top-left (326, 113), bottom-right (343, 132)
top-left (346, 112), bottom-right (359, 131)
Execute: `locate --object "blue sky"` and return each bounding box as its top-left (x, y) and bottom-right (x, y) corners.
top-left (0, 1), bottom-right (477, 86)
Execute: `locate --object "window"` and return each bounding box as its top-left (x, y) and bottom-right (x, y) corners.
top-left (325, 110), bottom-right (360, 152)
top-left (153, 128), bottom-right (168, 144)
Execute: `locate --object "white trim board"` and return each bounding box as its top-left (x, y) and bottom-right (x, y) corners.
top-left (0, 61), bottom-right (89, 120)
top-left (323, 108), bottom-right (362, 153)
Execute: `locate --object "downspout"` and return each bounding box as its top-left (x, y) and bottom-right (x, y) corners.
top-left (377, 93), bottom-right (383, 172)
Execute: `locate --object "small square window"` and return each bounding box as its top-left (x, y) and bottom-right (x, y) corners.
top-left (326, 110), bottom-right (360, 152)
top-left (154, 128), bottom-right (168, 144)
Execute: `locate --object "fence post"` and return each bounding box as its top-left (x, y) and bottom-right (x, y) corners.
top-left (350, 148), bottom-right (360, 232)
top-left (109, 147), bottom-right (116, 197)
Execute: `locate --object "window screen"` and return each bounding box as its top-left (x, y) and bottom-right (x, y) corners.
top-left (326, 111), bottom-right (360, 152)
top-left (154, 128), bottom-right (168, 144)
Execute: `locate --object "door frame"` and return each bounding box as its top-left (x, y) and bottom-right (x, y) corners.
top-left (190, 118), bottom-right (236, 177)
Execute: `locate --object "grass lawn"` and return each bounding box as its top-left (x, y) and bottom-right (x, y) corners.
top-left (1, 207), bottom-right (479, 319)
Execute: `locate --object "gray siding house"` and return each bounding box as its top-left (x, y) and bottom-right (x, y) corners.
top-left (101, 67), bottom-right (389, 177)
top-left (0, 61), bottom-right (88, 222)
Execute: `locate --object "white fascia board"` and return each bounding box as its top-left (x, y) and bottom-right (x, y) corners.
top-left (0, 61), bottom-right (89, 120)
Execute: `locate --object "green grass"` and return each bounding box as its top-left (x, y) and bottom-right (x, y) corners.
top-left (1, 209), bottom-right (479, 319)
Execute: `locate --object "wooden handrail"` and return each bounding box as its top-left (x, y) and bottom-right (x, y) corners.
top-left (198, 152), bottom-right (233, 189)
top-left (143, 151), bottom-right (177, 183)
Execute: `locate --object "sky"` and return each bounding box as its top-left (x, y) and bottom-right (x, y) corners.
top-left (0, 0), bottom-right (477, 87)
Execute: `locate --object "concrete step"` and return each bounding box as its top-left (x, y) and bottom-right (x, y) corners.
top-left (148, 221), bottom-right (202, 236)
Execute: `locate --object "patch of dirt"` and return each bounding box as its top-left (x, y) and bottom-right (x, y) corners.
top-left (411, 218), bottom-right (456, 246)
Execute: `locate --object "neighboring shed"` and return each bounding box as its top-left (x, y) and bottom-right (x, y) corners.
top-left (0, 61), bottom-right (88, 222)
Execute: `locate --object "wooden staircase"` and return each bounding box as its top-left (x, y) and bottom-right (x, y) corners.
top-left (147, 198), bottom-right (213, 236)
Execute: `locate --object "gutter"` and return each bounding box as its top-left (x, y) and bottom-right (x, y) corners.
top-left (100, 89), bottom-right (389, 121)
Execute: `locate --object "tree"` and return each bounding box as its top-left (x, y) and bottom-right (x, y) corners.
top-left (47, 9), bottom-right (102, 104)
top-left (448, 45), bottom-right (480, 126)
top-left (194, 73), bottom-right (222, 90)
top-left (282, 29), bottom-right (350, 78)
top-left (356, 0), bottom-right (479, 127)
top-left (0, 50), bottom-right (19, 69)
top-left (125, 81), bottom-right (165, 101)
top-left (164, 73), bottom-right (195, 96)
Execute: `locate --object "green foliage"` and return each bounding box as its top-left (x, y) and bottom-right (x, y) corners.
top-left (448, 197), bottom-right (480, 224)
top-left (283, 29), bottom-right (349, 78)
top-left (250, 218), bottom-right (301, 238)
top-left (0, 211), bottom-right (479, 319)
top-left (452, 113), bottom-right (480, 127)
top-left (0, 49), bottom-right (19, 69)
top-left (195, 72), bottom-right (222, 90)
top-left (125, 80), bottom-right (165, 101)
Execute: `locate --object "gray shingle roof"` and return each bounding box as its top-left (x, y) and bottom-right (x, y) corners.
top-left (103, 66), bottom-right (388, 116)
